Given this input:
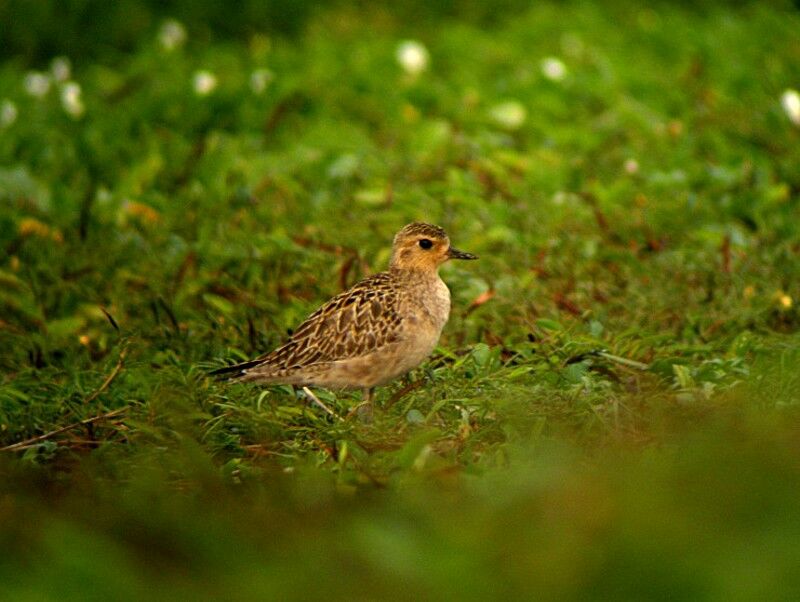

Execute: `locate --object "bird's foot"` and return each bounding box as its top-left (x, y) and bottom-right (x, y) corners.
top-left (346, 401), bottom-right (374, 423)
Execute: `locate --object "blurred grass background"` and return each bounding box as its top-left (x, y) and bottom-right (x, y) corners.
top-left (2, 0), bottom-right (800, 599)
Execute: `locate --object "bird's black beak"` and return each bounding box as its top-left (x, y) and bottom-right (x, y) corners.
top-left (447, 247), bottom-right (478, 260)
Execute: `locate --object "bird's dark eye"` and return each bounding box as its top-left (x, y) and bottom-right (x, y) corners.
top-left (418, 239), bottom-right (433, 249)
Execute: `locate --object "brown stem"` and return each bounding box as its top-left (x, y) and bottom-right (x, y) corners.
top-left (1, 348), bottom-right (129, 452)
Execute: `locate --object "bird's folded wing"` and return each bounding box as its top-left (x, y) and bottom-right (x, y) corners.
top-left (253, 274), bottom-right (404, 372)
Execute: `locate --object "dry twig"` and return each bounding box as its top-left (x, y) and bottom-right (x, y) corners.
top-left (0, 406), bottom-right (129, 452)
top-left (1, 349), bottom-right (129, 452)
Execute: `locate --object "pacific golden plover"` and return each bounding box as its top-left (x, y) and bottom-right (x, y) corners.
top-left (213, 223), bottom-right (477, 414)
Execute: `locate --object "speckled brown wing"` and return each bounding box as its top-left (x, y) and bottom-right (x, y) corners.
top-left (244, 272), bottom-right (404, 377)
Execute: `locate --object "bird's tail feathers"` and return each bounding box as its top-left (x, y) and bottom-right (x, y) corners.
top-left (208, 358), bottom-right (264, 379)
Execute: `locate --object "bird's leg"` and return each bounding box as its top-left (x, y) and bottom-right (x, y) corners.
top-left (347, 387), bottom-right (375, 422)
top-left (301, 386), bottom-right (341, 421)
top-left (359, 387), bottom-right (374, 422)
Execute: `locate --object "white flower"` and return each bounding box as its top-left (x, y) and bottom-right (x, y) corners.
top-left (489, 100), bottom-right (527, 130)
top-left (159, 19), bottom-right (187, 51)
top-left (60, 82), bottom-right (84, 117)
top-left (396, 40), bottom-right (429, 76)
top-left (250, 68), bottom-right (274, 94)
top-left (193, 70), bottom-right (217, 96)
top-left (541, 57), bottom-right (567, 81)
top-left (51, 57), bottom-right (71, 82)
top-left (328, 153), bottom-right (359, 179)
top-left (96, 187), bottom-right (113, 205)
top-left (0, 100), bottom-right (18, 128)
top-left (624, 158), bottom-right (640, 174)
top-left (24, 72), bottom-right (51, 98)
top-left (781, 89), bottom-right (800, 126)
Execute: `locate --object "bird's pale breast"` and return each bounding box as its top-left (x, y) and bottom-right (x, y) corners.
top-left (315, 274), bottom-right (451, 389)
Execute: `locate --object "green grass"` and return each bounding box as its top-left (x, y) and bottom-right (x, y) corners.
top-left (2, 1), bottom-right (800, 599)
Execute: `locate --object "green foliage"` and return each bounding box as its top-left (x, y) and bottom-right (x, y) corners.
top-left (1, 0), bottom-right (800, 598)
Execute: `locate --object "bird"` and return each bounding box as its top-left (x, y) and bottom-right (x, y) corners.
top-left (212, 223), bottom-right (477, 416)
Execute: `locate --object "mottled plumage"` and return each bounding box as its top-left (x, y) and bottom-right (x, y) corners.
top-left (213, 222), bottom-right (477, 412)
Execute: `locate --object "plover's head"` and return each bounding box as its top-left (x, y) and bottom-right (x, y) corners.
top-left (390, 222), bottom-right (477, 271)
